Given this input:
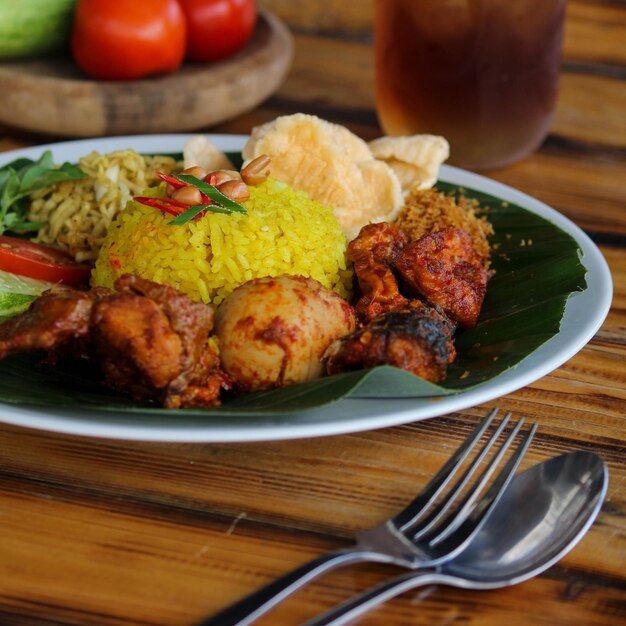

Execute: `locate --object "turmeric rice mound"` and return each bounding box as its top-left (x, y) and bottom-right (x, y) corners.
top-left (92, 179), bottom-right (353, 306)
top-left (394, 188), bottom-right (494, 267)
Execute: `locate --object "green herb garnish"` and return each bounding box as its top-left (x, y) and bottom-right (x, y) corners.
top-left (0, 150), bottom-right (87, 235)
top-left (167, 203), bottom-right (238, 225)
top-left (173, 173), bottom-right (248, 214)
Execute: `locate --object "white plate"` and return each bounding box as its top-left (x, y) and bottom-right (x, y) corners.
top-left (0, 135), bottom-right (613, 442)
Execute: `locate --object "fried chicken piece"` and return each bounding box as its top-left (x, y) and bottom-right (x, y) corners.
top-left (394, 188), bottom-right (493, 266)
top-left (348, 222), bottom-right (409, 323)
top-left (393, 228), bottom-right (489, 328)
top-left (90, 293), bottom-right (186, 404)
top-left (0, 289), bottom-right (98, 359)
top-left (323, 302), bottom-right (456, 383)
top-left (110, 275), bottom-right (221, 407)
top-left (0, 274), bottom-right (225, 408)
top-left (173, 347), bottom-right (228, 408)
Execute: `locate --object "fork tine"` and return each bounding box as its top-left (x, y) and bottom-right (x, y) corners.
top-left (393, 407), bottom-right (498, 531)
top-left (426, 418), bottom-right (524, 545)
top-left (428, 421), bottom-right (538, 553)
top-left (410, 412), bottom-right (512, 539)
top-left (428, 418), bottom-right (532, 545)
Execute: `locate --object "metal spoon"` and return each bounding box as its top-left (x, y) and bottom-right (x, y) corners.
top-left (305, 450), bottom-right (608, 626)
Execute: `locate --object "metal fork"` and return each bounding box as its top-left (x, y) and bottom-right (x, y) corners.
top-left (197, 408), bottom-right (537, 626)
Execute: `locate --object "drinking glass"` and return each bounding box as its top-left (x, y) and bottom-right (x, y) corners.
top-left (374, 0), bottom-right (567, 170)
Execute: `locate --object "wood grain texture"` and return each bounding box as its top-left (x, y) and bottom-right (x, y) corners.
top-left (259, 0), bottom-right (373, 34)
top-left (563, 0), bottom-right (626, 66)
top-left (0, 0), bottom-right (625, 625)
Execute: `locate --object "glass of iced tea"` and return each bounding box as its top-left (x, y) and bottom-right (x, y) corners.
top-left (374, 0), bottom-right (567, 170)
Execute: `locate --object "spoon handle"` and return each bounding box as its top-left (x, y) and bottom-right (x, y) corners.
top-left (303, 571), bottom-right (450, 626)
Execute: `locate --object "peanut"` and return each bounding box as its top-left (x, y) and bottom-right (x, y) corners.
top-left (172, 186), bottom-right (203, 206)
top-left (205, 169), bottom-right (241, 186)
top-left (241, 154), bottom-right (271, 186)
top-left (181, 165), bottom-right (208, 180)
top-left (217, 180), bottom-right (250, 203)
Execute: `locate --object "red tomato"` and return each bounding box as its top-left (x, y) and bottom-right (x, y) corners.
top-left (71, 0), bottom-right (186, 80)
top-left (0, 237), bottom-right (92, 286)
top-left (178, 0), bottom-right (257, 63)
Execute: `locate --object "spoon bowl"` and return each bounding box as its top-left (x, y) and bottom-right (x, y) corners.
top-left (448, 450), bottom-right (607, 585)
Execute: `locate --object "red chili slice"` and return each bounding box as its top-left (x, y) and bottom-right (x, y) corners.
top-left (156, 171), bottom-right (187, 190)
top-left (134, 196), bottom-right (188, 216)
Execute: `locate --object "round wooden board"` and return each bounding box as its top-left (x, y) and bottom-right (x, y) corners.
top-left (0, 10), bottom-right (293, 138)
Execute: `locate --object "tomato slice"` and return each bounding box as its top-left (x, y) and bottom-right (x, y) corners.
top-left (0, 236), bottom-right (92, 286)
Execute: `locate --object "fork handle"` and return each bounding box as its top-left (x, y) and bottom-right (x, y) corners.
top-left (303, 570), bottom-right (450, 626)
top-left (195, 548), bottom-right (383, 626)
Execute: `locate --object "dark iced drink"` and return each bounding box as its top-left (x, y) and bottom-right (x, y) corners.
top-left (374, 0), bottom-right (567, 170)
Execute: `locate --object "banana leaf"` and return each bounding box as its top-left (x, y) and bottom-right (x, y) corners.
top-left (0, 181), bottom-right (587, 416)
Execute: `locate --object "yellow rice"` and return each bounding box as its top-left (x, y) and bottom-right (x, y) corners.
top-left (91, 179), bottom-right (352, 305)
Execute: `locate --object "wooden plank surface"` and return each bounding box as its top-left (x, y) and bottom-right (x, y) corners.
top-left (0, 0), bottom-right (625, 625)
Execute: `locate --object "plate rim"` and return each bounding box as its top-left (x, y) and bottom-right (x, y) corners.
top-left (0, 135), bottom-right (613, 442)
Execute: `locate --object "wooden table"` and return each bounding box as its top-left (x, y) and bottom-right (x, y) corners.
top-left (0, 1), bottom-right (624, 624)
